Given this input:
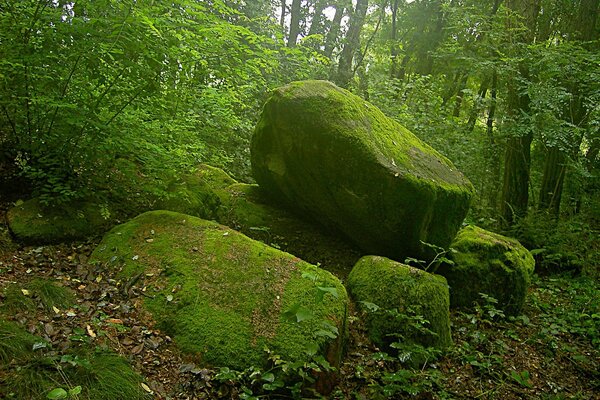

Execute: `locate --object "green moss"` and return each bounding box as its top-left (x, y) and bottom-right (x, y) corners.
top-left (6, 198), bottom-right (112, 244)
top-left (347, 256), bottom-right (452, 351)
top-left (90, 210), bottom-right (348, 371)
top-left (438, 225), bottom-right (535, 316)
top-left (251, 80), bottom-right (474, 262)
top-left (0, 318), bottom-right (148, 400)
top-left (214, 183), bottom-right (362, 279)
top-left (155, 164), bottom-right (237, 219)
top-left (0, 225), bottom-right (16, 256)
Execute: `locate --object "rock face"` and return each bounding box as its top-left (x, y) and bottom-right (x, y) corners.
top-left (251, 80), bottom-right (474, 262)
top-left (438, 225), bottom-right (535, 315)
top-left (347, 256), bottom-right (452, 351)
top-left (90, 210), bottom-right (348, 373)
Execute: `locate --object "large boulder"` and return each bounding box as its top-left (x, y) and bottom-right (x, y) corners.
top-left (347, 256), bottom-right (452, 351)
top-left (437, 225), bottom-right (535, 315)
top-left (251, 80), bottom-right (474, 262)
top-left (90, 210), bottom-right (348, 377)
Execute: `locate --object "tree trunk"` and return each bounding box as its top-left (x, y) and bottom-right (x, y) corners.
top-left (538, 146), bottom-right (566, 216)
top-left (280, 0), bottom-right (287, 33)
top-left (452, 73), bottom-right (469, 117)
top-left (334, 0), bottom-right (369, 88)
top-left (500, 0), bottom-right (540, 225)
top-left (324, 2), bottom-right (346, 58)
top-left (287, 0), bottom-right (302, 47)
top-left (537, 0), bottom-right (599, 216)
top-left (390, 0), bottom-right (400, 79)
top-left (308, 0), bottom-right (327, 36)
top-left (466, 76), bottom-right (490, 132)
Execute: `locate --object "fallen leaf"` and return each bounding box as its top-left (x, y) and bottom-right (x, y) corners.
top-left (141, 383), bottom-right (153, 393)
top-left (21, 289), bottom-right (30, 296)
top-left (52, 306), bottom-right (60, 314)
top-left (86, 325), bottom-right (96, 338)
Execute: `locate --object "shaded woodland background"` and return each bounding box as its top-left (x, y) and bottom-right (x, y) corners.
top-left (0, 0), bottom-right (599, 275)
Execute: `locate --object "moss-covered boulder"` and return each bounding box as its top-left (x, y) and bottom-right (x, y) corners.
top-left (251, 80), bottom-right (474, 262)
top-left (6, 198), bottom-right (114, 244)
top-left (347, 256), bottom-right (452, 351)
top-left (90, 210), bottom-right (348, 376)
top-left (215, 183), bottom-right (362, 278)
top-left (6, 164), bottom-right (237, 245)
top-left (438, 225), bottom-right (535, 315)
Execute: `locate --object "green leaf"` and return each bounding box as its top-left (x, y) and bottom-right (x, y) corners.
top-left (68, 386), bottom-right (82, 396)
top-left (47, 388), bottom-right (68, 399)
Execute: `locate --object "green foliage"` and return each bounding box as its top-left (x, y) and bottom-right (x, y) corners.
top-left (0, 0), bottom-right (328, 203)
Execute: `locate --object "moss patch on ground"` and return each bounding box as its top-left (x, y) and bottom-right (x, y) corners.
top-left (90, 210), bottom-right (348, 371)
top-left (251, 80), bottom-right (474, 263)
top-left (0, 278), bottom-right (74, 315)
top-left (438, 225), bottom-right (535, 316)
top-left (215, 183), bottom-right (362, 279)
top-left (347, 256), bottom-right (452, 351)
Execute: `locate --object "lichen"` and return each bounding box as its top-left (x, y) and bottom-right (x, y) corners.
top-left (438, 225), bottom-right (535, 315)
top-left (347, 255), bottom-right (452, 351)
top-left (251, 80), bottom-right (474, 262)
top-left (90, 210), bottom-right (348, 371)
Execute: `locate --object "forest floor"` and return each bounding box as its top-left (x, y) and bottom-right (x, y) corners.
top-left (1, 203), bottom-right (599, 400)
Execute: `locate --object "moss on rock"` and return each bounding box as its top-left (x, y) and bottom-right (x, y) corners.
top-left (6, 164), bottom-right (238, 245)
top-left (251, 80), bottom-right (474, 262)
top-left (347, 256), bottom-right (452, 351)
top-left (155, 164), bottom-right (237, 219)
top-left (90, 210), bottom-right (348, 372)
top-left (6, 198), bottom-right (113, 244)
top-left (215, 183), bottom-right (362, 278)
top-left (438, 225), bottom-right (535, 316)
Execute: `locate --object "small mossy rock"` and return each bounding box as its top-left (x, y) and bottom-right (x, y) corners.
top-left (6, 198), bottom-right (113, 244)
top-left (155, 164), bottom-right (237, 219)
top-left (90, 210), bottom-right (348, 377)
top-left (347, 256), bottom-right (452, 351)
top-left (251, 80), bottom-right (474, 262)
top-left (215, 183), bottom-right (362, 278)
top-left (438, 225), bottom-right (535, 316)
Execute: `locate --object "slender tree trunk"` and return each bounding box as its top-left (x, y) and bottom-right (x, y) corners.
top-left (287, 0), bottom-right (302, 47)
top-left (324, 2), bottom-right (346, 58)
top-left (390, 0), bottom-right (400, 79)
top-left (308, 0), bottom-right (327, 36)
top-left (466, 76), bottom-right (490, 132)
top-left (280, 0), bottom-right (287, 33)
top-left (486, 72), bottom-right (501, 209)
top-left (452, 74), bottom-right (469, 117)
top-left (334, 0), bottom-right (369, 88)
